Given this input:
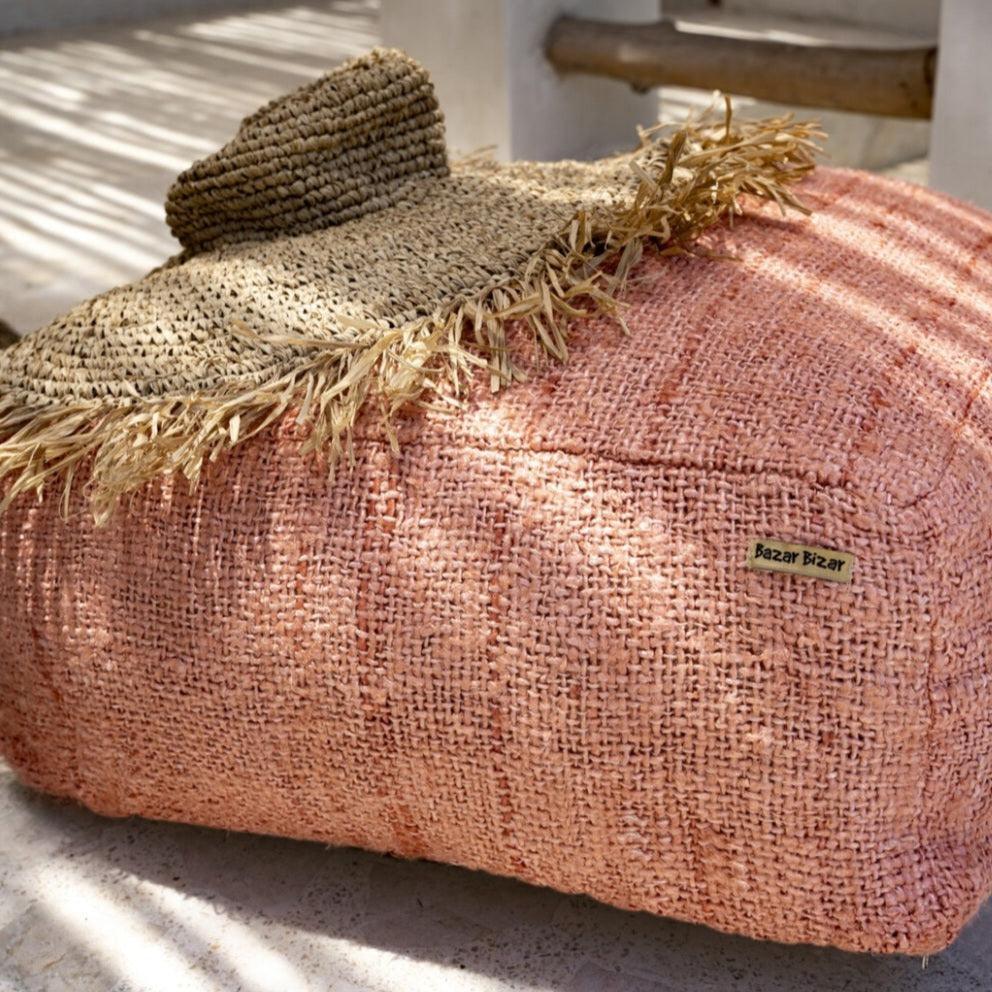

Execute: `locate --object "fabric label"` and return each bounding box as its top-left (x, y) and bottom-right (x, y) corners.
top-left (746, 538), bottom-right (854, 583)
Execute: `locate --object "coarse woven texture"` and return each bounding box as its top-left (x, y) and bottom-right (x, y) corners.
top-left (164, 47), bottom-right (450, 250)
top-left (0, 48), bottom-right (819, 523)
top-left (2, 168), bottom-right (992, 955)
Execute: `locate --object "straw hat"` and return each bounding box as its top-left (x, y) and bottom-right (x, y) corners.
top-left (0, 48), bottom-right (818, 521)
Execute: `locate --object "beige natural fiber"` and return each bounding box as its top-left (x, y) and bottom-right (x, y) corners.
top-left (0, 48), bottom-right (817, 523)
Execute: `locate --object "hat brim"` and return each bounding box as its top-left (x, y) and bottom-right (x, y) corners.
top-left (2, 156), bottom-right (634, 403)
top-left (0, 109), bottom-right (818, 521)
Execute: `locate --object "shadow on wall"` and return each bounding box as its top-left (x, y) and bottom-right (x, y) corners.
top-left (0, 0), bottom-right (379, 336)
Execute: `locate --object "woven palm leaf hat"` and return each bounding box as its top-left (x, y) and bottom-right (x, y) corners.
top-left (0, 48), bottom-right (819, 522)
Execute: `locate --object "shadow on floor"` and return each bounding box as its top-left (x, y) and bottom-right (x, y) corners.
top-left (2, 771), bottom-right (989, 992)
top-left (0, 0), bottom-right (378, 335)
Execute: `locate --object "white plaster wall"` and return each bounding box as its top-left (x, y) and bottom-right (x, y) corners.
top-left (721, 0), bottom-right (940, 37)
top-left (381, 0), bottom-right (659, 161)
top-left (930, 0), bottom-right (992, 208)
top-left (502, 0), bottom-right (659, 160)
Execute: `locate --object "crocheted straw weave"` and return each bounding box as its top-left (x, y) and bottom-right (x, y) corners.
top-left (3, 166), bottom-right (992, 955)
top-left (0, 48), bottom-right (819, 522)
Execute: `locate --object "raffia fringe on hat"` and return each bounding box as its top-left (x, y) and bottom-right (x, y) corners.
top-left (0, 102), bottom-right (818, 523)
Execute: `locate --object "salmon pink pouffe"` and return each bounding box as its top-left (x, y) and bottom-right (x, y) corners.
top-left (1, 50), bottom-right (991, 956)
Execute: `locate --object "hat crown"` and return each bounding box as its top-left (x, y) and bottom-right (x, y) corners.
top-left (165, 48), bottom-right (449, 253)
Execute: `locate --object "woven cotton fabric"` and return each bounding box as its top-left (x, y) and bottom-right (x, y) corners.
top-left (2, 168), bottom-right (991, 955)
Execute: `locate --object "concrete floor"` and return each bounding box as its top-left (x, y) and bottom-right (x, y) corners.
top-left (0, 3), bottom-right (989, 991)
top-left (0, 0), bottom-right (380, 334)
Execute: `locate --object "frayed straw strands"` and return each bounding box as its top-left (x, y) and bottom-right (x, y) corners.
top-left (0, 49), bottom-right (820, 523)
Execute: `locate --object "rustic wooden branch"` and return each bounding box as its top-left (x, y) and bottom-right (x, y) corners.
top-left (546, 17), bottom-right (936, 119)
